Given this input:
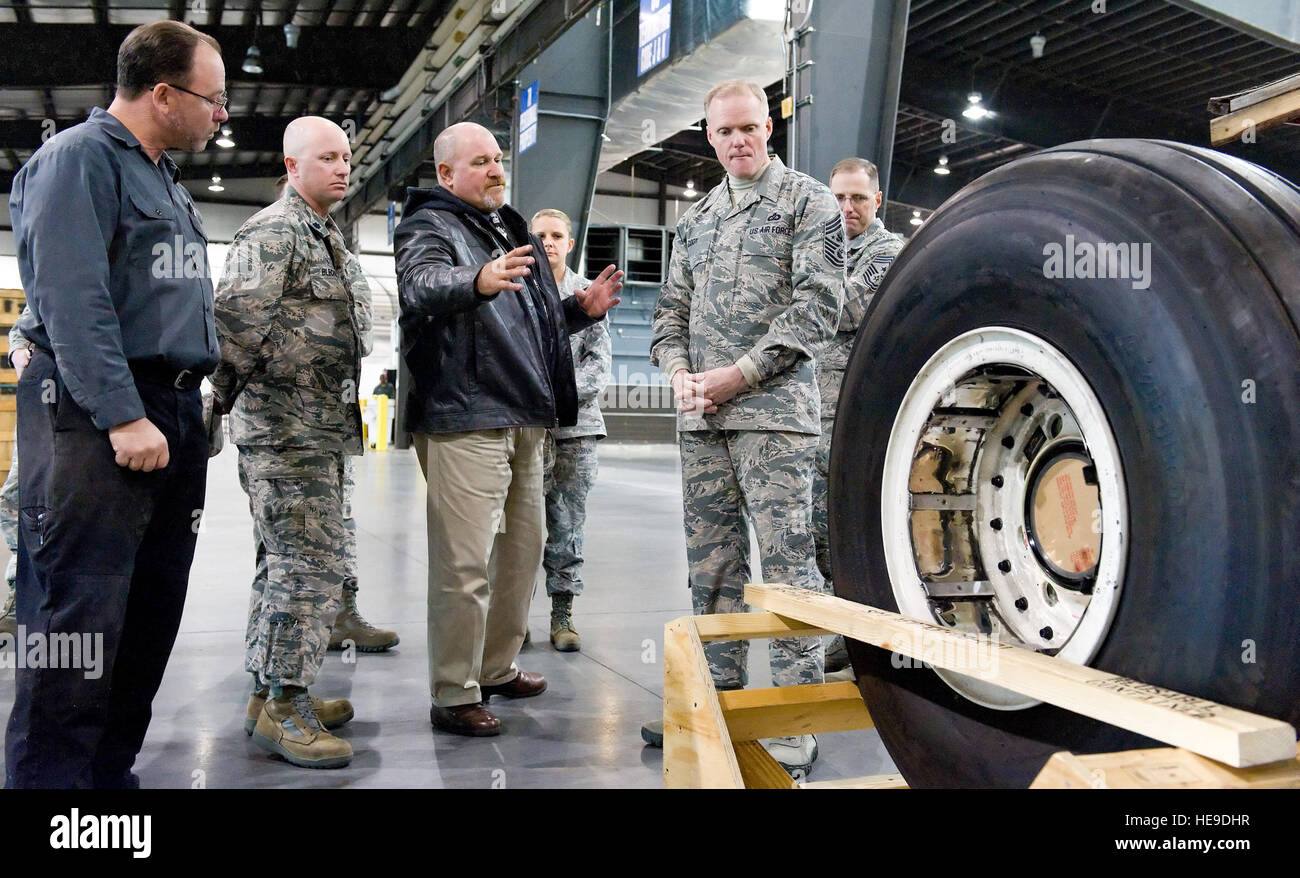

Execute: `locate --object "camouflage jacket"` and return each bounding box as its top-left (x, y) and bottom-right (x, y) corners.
top-left (210, 187), bottom-right (373, 453)
top-left (651, 156), bottom-right (845, 434)
top-left (8, 304), bottom-right (32, 356)
top-left (553, 268), bottom-right (612, 440)
top-left (817, 219), bottom-right (904, 419)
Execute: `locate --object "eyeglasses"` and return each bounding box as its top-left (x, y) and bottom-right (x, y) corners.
top-left (834, 193), bottom-right (877, 206)
top-left (154, 83), bottom-right (228, 110)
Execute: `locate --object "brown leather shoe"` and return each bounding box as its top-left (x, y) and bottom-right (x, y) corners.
top-left (430, 703), bottom-right (502, 737)
top-left (480, 670), bottom-right (548, 701)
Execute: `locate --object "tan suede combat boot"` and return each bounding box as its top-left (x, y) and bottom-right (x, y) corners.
top-left (549, 594), bottom-right (581, 652)
top-left (252, 689), bottom-right (353, 769)
top-left (328, 591), bottom-right (399, 652)
top-left (244, 687), bottom-right (354, 736)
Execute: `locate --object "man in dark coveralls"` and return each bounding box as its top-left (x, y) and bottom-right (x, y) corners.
top-left (4, 20), bottom-right (226, 788)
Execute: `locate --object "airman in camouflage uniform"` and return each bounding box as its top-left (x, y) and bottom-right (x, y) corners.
top-left (817, 158), bottom-right (904, 673)
top-left (532, 208), bottom-right (613, 652)
top-left (211, 117), bottom-right (370, 769)
top-left (649, 82), bottom-right (843, 776)
top-left (0, 308), bottom-right (33, 638)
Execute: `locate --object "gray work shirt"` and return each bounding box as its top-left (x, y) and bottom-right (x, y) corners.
top-left (9, 107), bottom-right (220, 430)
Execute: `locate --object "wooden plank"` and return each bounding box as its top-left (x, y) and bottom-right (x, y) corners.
top-left (734, 740), bottom-right (797, 789)
top-left (662, 617), bottom-right (744, 789)
top-left (1222, 71), bottom-right (1300, 113)
top-left (745, 583), bottom-right (1297, 768)
top-left (719, 681), bottom-right (874, 740)
top-left (1210, 87), bottom-right (1300, 145)
top-left (1032, 746), bottom-right (1300, 789)
top-left (693, 611), bottom-right (828, 642)
top-left (801, 773), bottom-right (909, 790)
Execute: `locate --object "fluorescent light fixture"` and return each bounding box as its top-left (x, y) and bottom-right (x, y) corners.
top-left (215, 127), bottom-right (235, 148)
top-left (910, 209), bottom-right (923, 226)
top-left (934, 155), bottom-right (950, 175)
top-left (208, 175), bottom-right (225, 192)
top-left (962, 91), bottom-right (991, 120)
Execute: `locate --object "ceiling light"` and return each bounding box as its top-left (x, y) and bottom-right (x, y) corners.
top-left (208, 175), bottom-right (224, 192)
top-left (242, 45), bottom-right (263, 75)
top-left (1030, 33), bottom-right (1046, 58)
top-left (933, 155), bottom-right (951, 175)
top-left (284, 23), bottom-right (301, 49)
top-left (215, 127), bottom-right (235, 148)
top-left (962, 91), bottom-right (991, 121)
top-left (910, 209), bottom-right (923, 226)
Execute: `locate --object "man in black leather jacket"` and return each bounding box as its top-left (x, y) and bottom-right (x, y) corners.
top-left (395, 121), bottom-right (622, 737)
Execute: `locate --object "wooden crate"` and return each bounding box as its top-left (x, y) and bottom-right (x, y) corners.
top-left (661, 583), bottom-right (1300, 789)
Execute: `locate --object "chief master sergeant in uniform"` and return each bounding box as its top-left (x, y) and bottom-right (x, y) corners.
top-left (817, 157), bottom-right (903, 673)
top-left (211, 116), bottom-right (375, 769)
top-left (646, 79), bottom-right (845, 776)
top-left (5, 20), bottom-right (225, 788)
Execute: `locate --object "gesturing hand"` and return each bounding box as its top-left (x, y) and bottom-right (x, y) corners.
top-left (476, 245), bottom-right (535, 296)
top-left (574, 264), bottom-right (624, 318)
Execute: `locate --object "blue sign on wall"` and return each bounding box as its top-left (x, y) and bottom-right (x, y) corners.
top-left (638, 0), bottom-right (671, 76)
top-left (519, 79), bottom-right (539, 153)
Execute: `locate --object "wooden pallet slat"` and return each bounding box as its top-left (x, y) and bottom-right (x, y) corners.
top-left (662, 617), bottom-right (743, 789)
top-left (745, 583), bottom-right (1297, 769)
top-left (719, 681), bottom-right (873, 741)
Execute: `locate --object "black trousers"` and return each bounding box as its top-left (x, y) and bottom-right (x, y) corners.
top-left (5, 349), bottom-right (208, 788)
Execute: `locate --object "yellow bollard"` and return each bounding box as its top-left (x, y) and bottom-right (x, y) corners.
top-left (375, 394), bottom-right (389, 452)
top-left (359, 396), bottom-right (370, 447)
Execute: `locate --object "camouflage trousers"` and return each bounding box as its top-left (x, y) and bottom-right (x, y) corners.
top-left (812, 420), bottom-right (833, 589)
top-left (542, 433), bottom-right (598, 597)
top-left (250, 455), bottom-right (359, 598)
top-left (1, 437), bottom-right (17, 586)
top-left (238, 446), bottom-right (348, 689)
top-left (680, 429), bottom-right (825, 689)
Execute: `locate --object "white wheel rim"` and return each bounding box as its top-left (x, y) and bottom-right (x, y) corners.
top-left (880, 327), bottom-right (1128, 710)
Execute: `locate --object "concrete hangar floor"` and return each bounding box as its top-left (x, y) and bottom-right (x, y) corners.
top-left (0, 442), bottom-right (894, 789)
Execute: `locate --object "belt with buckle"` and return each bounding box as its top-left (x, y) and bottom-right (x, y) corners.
top-left (129, 361), bottom-right (205, 392)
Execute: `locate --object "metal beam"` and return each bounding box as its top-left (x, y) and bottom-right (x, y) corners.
top-left (0, 114), bottom-right (355, 154)
top-left (336, 0), bottom-right (602, 229)
top-left (511, 3), bottom-right (610, 259)
top-left (0, 25), bottom-right (429, 90)
top-left (791, 0), bottom-right (910, 205)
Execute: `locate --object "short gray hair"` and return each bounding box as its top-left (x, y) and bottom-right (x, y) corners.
top-left (704, 79), bottom-right (767, 121)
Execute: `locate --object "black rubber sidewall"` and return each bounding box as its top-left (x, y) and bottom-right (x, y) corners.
top-left (831, 147), bottom-right (1300, 788)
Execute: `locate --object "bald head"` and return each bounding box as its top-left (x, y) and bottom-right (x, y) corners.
top-left (282, 115), bottom-right (352, 217)
top-left (284, 115), bottom-right (348, 158)
top-left (435, 122), bottom-right (507, 211)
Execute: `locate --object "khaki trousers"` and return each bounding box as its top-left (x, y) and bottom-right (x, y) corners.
top-left (414, 428), bottom-right (546, 707)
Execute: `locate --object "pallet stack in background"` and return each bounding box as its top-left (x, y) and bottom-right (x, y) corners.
top-left (0, 289), bottom-right (25, 482)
